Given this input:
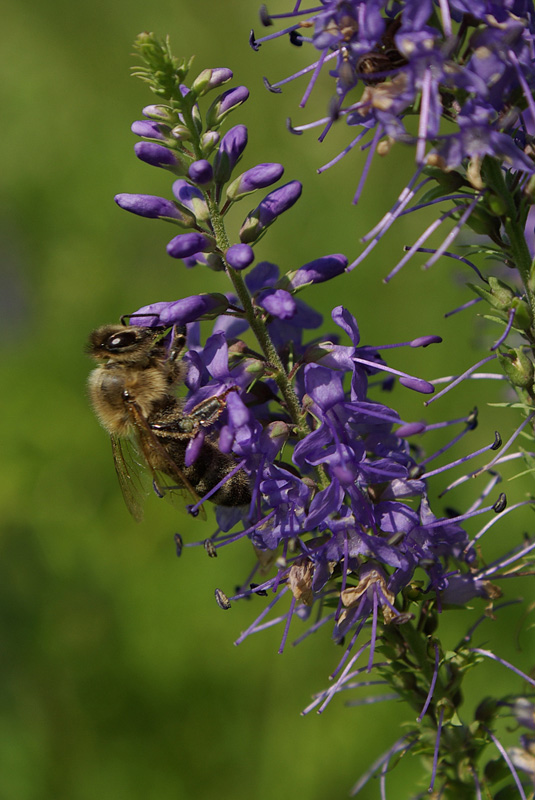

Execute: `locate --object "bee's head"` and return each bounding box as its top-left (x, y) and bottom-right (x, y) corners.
top-left (86, 324), bottom-right (167, 363)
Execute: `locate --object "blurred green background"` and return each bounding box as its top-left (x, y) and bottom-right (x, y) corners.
top-left (1, 1), bottom-right (533, 798)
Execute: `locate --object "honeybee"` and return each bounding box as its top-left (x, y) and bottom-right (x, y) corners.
top-left (356, 18), bottom-right (406, 83)
top-left (86, 322), bottom-right (251, 520)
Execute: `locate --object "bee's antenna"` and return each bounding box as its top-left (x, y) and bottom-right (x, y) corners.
top-left (120, 312), bottom-right (165, 327)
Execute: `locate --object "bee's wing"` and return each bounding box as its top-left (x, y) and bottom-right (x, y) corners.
top-left (110, 434), bottom-right (150, 523)
top-left (129, 402), bottom-right (207, 521)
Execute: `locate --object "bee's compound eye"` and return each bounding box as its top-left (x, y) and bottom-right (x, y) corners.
top-left (107, 330), bottom-right (139, 351)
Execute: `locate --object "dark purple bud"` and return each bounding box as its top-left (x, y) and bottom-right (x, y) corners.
top-left (282, 254), bottom-right (348, 291)
top-left (159, 293), bottom-right (230, 325)
top-left (167, 232), bottom-right (215, 259)
top-left (131, 120), bottom-right (170, 140)
top-left (114, 193), bottom-right (193, 224)
top-left (410, 335), bottom-right (443, 347)
top-left (191, 68), bottom-right (233, 96)
top-left (206, 86), bottom-right (249, 128)
top-left (213, 125), bottom-right (248, 184)
top-left (226, 243), bottom-right (254, 270)
top-left (239, 181), bottom-right (302, 243)
top-left (227, 163), bottom-right (284, 201)
top-left (134, 142), bottom-right (179, 170)
top-left (257, 288), bottom-right (296, 320)
top-left (172, 179), bottom-right (210, 222)
top-left (188, 159), bottom-right (213, 185)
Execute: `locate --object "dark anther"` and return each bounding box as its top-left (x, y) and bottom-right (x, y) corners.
top-left (263, 76), bottom-right (282, 93)
top-left (492, 493), bottom-right (507, 513)
top-left (215, 588), bottom-right (231, 609)
top-left (466, 407), bottom-right (478, 430)
top-left (491, 431), bottom-right (502, 451)
top-left (259, 5), bottom-right (272, 26)
top-left (204, 539), bottom-right (217, 558)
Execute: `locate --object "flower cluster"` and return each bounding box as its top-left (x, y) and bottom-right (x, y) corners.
top-left (104, 30), bottom-right (535, 800)
top-left (253, 1), bottom-right (535, 286)
top-left (253, 2), bottom-right (535, 175)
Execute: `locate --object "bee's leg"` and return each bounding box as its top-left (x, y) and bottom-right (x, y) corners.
top-left (166, 325), bottom-right (188, 386)
top-left (151, 386), bottom-right (241, 438)
top-left (169, 325), bottom-right (187, 362)
top-left (189, 386), bottom-right (240, 429)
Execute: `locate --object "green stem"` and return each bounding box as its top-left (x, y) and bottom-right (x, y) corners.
top-left (205, 195), bottom-right (331, 489)
top-left (207, 199), bottom-right (306, 425)
top-left (482, 158), bottom-right (535, 314)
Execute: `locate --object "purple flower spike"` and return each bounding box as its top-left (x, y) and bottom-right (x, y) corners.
top-left (114, 193), bottom-right (190, 223)
top-left (239, 180), bottom-right (303, 243)
top-left (131, 120), bottom-right (170, 140)
top-left (206, 86), bottom-right (250, 128)
top-left (282, 254), bottom-right (348, 291)
top-left (188, 159), bottom-right (213, 185)
top-left (213, 124), bottom-right (248, 184)
top-left (226, 243), bottom-right (255, 270)
top-left (167, 232), bottom-right (214, 259)
top-left (134, 142), bottom-right (179, 171)
top-left (227, 163), bottom-right (284, 201)
top-left (159, 293), bottom-right (230, 325)
top-left (192, 68), bottom-right (233, 96)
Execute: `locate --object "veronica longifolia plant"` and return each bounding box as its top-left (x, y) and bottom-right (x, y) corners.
top-left (108, 25), bottom-right (535, 799)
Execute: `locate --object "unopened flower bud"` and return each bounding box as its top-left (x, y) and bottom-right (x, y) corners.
top-left (172, 179), bottom-right (210, 222)
top-left (142, 104), bottom-right (173, 122)
top-left (114, 193), bottom-right (194, 225)
top-left (213, 125), bottom-right (248, 184)
top-left (200, 130), bottom-right (220, 156)
top-left (188, 159), bottom-right (213, 185)
top-left (134, 142), bottom-right (180, 171)
top-left (226, 243), bottom-right (254, 270)
top-left (487, 277), bottom-right (516, 308)
top-left (205, 86), bottom-right (249, 128)
top-left (280, 254), bottom-right (347, 291)
top-left (191, 67), bottom-right (233, 96)
top-left (240, 181), bottom-right (302, 243)
top-left (167, 232), bottom-right (215, 259)
top-left (131, 120), bottom-right (170, 140)
top-left (159, 293), bottom-right (230, 325)
top-left (498, 348), bottom-right (534, 389)
top-left (171, 125), bottom-right (192, 141)
top-left (226, 163), bottom-right (284, 201)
